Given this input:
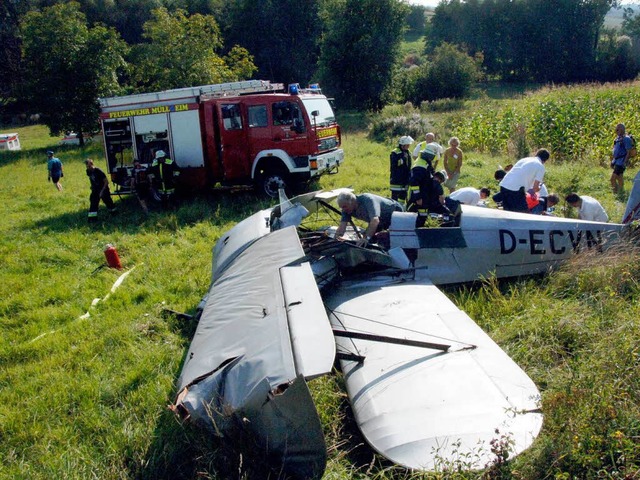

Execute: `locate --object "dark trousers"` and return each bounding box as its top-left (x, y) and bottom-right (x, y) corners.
top-left (89, 189), bottom-right (115, 217)
top-left (500, 186), bottom-right (528, 212)
top-left (391, 188), bottom-right (407, 202)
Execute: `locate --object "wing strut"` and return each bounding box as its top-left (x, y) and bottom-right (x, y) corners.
top-left (332, 329), bottom-right (450, 352)
top-left (318, 199), bottom-right (363, 239)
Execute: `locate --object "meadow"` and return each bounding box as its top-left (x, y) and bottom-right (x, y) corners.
top-left (1, 81), bottom-right (640, 479)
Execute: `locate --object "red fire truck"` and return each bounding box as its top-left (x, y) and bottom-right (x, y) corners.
top-left (98, 80), bottom-right (343, 197)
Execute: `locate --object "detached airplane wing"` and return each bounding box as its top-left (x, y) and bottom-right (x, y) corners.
top-left (325, 275), bottom-right (543, 471)
top-left (173, 226), bottom-right (335, 479)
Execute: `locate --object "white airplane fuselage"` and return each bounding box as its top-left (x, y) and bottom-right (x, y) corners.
top-left (390, 205), bottom-right (626, 285)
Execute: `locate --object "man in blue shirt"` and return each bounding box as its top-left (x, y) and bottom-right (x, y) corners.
top-left (46, 151), bottom-right (63, 191)
top-left (611, 123), bottom-right (633, 193)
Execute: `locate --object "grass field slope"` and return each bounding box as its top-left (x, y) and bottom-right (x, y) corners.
top-left (1, 80), bottom-right (640, 479)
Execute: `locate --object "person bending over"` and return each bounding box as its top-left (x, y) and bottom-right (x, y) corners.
top-left (335, 192), bottom-right (404, 247)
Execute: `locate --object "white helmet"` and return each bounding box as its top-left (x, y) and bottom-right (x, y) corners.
top-left (423, 143), bottom-right (439, 155)
top-left (398, 135), bottom-right (414, 146)
top-left (155, 150), bottom-right (166, 159)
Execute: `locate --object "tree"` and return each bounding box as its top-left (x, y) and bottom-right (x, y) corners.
top-left (0, 1), bottom-right (21, 105)
top-left (0, 0), bottom-right (44, 107)
top-left (623, 6), bottom-right (640, 38)
top-left (317, 0), bottom-right (409, 110)
top-left (400, 43), bottom-right (478, 104)
top-left (621, 7), bottom-right (640, 72)
top-left (597, 28), bottom-right (637, 81)
top-left (406, 5), bottom-right (426, 32)
top-left (129, 7), bottom-right (256, 91)
top-left (20, 2), bottom-right (127, 144)
top-left (220, 0), bottom-right (321, 85)
top-left (427, 0), bottom-right (619, 82)
top-left (82, 0), bottom-right (163, 45)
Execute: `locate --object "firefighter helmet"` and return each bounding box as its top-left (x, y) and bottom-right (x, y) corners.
top-left (155, 150), bottom-right (166, 159)
top-left (398, 136), bottom-right (414, 146)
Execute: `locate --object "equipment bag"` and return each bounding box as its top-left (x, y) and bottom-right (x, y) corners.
top-left (628, 134), bottom-right (637, 159)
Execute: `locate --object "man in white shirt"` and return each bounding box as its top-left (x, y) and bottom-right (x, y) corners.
top-left (449, 187), bottom-right (491, 206)
top-left (498, 149), bottom-right (550, 212)
top-left (412, 132), bottom-right (444, 168)
top-left (565, 193), bottom-right (609, 222)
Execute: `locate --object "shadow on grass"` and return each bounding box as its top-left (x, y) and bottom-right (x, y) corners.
top-left (135, 407), bottom-right (286, 480)
top-left (0, 145), bottom-right (57, 166)
top-left (31, 189), bottom-right (275, 235)
top-left (137, 369), bottom-right (394, 479)
top-left (326, 367), bottom-right (402, 477)
top-left (137, 312), bottom-right (291, 479)
top-left (0, 144), bottom-right (98, 167)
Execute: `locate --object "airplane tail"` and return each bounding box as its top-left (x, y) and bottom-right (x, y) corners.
top-left (622, 171), bottom-right (640, 223)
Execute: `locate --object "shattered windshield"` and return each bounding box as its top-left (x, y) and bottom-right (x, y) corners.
top-left (301, 97), bottom-right (336, 127)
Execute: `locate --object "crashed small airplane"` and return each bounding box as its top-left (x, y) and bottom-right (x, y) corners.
top-left (172, 178), bottom-right (640, 479)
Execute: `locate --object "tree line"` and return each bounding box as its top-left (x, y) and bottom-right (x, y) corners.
top-left (426, 0), bottom-right (638, 83)
top-left (1, 0), bottom-right (638, 141)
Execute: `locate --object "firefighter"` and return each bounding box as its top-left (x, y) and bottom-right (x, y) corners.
top-left (131, 160), bottom-right (150, 214)
top-left (406, 141), bottom-right (438, 215)
top-left (150, 150), bottom-right (179, 209)
top-left (408, 171), bottom-right (452, 227)
top-left (85, 158), bottom-right (117, 222)
top-left (390, 135), bottom-right (413, 203)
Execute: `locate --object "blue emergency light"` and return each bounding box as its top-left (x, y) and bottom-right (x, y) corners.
top-left (288, 83), bottom-right (300, 94)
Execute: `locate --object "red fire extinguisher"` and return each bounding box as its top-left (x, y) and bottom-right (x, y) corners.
top-left (104, 244), bottom-right (122, 270)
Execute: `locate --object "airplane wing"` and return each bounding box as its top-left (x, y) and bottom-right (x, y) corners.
top-left (325, 275), bottom-right (543, 471)
top-left (173, 226), bottom-right (335, 479)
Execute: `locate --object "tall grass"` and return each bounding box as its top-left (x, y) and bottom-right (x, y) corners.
top-left (1, 83), bottom-right (640, 479)
top-left (450, 82), bottom-right (640, 163)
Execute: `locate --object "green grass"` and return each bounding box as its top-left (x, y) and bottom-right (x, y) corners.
top-left (2, 86), bottom-right (640, 479)
top-left (400, 30), bottom-right (426, 59)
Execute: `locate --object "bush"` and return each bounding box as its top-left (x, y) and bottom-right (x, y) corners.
top-left (419, 97), bottom-right (466, 113)
top-left (368, 113), bottom-right (434, 143)
top-left (399, 43), bottom-right (479, 105)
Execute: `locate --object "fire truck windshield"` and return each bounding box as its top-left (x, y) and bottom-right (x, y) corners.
top-left (301, 97), bottom-right (335, 126)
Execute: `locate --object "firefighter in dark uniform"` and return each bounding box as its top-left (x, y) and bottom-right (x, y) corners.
top-left (408, 170), bottom-right (452, 227)
top-left (406, 142), bottom-right (438, 217)
top-left (150, 150), bottom-right (179, 209)
top-left (85, 158), bottom-right (117, 222)
top-left (390, 136), bottom-right (413, 203)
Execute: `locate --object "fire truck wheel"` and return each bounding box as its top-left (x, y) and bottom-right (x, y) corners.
top-left (257, 168), bottom-right (289, 198)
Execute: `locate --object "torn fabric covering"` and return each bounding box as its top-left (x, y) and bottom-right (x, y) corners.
top-left (174, 226), bottom-right (332, 479)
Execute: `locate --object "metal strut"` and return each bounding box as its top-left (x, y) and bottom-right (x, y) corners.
top-left (332, 329), bottom-right (450, 352)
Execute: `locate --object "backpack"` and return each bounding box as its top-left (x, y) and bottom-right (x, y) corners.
top-left (628, 134), bottom-right (637, 159)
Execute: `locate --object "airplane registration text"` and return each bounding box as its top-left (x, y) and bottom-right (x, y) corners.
top-left (499, 229), bottom-right (603, 255)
